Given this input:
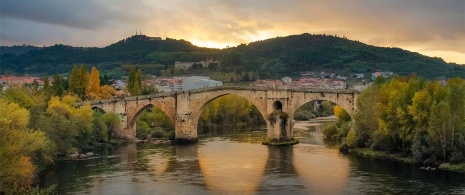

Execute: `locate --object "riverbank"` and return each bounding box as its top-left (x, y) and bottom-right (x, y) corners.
top-left (349, 148), bottom-right (465, 174)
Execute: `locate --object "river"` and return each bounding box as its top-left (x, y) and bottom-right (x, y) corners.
top-left (41, 117), bottom-right (465, 194)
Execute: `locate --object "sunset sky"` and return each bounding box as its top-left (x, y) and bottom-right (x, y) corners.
top-left (1, 0), bottom-right (464, 64)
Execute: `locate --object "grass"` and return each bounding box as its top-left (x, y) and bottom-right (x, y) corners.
top-left (349, 148), bottom-right (414, 164)
top-left (262, 138), bottom-right (299, 146)
top-left (438, 163), bottom-right (465, 173)
top-left (350, 148), bottom-right (465, 174)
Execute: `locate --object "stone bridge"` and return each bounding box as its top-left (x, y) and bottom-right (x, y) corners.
top-left (78, 86), bottom-right (358, 142)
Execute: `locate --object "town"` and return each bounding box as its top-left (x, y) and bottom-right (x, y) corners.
top-left (1, 70), bottom-right (398, 95)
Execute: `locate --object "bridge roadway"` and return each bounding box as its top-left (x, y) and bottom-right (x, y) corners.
top-left (78, 86), bottom-right (359, 142)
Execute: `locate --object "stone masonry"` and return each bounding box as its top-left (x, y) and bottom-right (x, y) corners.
top-left (79, 86), bottom-right (358, 142)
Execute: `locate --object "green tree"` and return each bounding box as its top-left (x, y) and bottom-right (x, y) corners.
top-left (43, 75), bottom-right (50, 94)
top-left (68, 65), bottom-right (80, 95)
top-left (127, 67), bottom-right (136, 94)
top-left (79, 65), bottom-right (90, 100)
top-left (447, 78), bottom-right (465, 150)
top-left (52, 74), bottom-right (64, 97)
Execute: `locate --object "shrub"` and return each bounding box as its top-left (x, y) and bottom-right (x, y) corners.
top-left (152, 128), bottom-right (166, 138)
top-left (346, 129), bottom-right (356, 148)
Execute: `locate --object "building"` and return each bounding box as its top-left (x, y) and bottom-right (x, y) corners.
top-left (157, 79), bottom-right (183, 92)
top-left (282, 77), bottom-right (292, 84)
top-left (352, 73), bottom-right (364, 79)
top-left (252, 79), bottom-right (284, 88)
top-left (371, 71), bottom-right (393, 80)
top-left (174, 58), bottom-right (220, 70)
top-left (0, 75), bottom-right (43, 90)
top-left (182, 76), bottom-right (222, 91)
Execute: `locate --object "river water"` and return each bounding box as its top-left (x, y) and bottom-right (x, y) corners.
top-left (41, 118), bottom-right (465, 194)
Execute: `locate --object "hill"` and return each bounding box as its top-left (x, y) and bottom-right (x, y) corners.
top-left (0, 33), bottom-right (463, 79)
top-left (220, 33), bottom-right (465, 79)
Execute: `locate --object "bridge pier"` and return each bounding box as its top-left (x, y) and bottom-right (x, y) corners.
top-left (174, 113), bottom-right (198, 144)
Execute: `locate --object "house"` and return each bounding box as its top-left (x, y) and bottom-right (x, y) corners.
top-left (282, 77), bottom-right (292, 84)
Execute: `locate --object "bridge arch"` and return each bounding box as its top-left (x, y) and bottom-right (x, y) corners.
top-left (125, 97), bottom-right (177, 139)
top-left (92, 106), bottom-right (106, 114)
top-left (289, 92), bottom-right (356, 119)
top-left (190, 90), bottom-right (268, 133)
top-left (272, 100), bottom-right (283, 111)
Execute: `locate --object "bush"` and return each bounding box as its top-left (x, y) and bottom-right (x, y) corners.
top-left (450, 151), bottom-right (465, 164)
top-left (152, 128), bottom-right (166, 138)
top-left (346, 129), bottom-right (356, 148)
top-left (323, 124), bottom-right (338, 140)
top-left (167, 131), bottom-right (175, 140)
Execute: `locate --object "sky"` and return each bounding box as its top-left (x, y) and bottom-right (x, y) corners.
top-left (0, 0), bottom-right (464, 64)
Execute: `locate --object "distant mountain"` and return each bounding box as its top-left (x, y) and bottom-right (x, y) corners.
top-left (219, 33), bottom-right (465, 79)
top-left (1, 33), bottom-right (463, 79)
top-left (0, 45), bottom-right (41, 55)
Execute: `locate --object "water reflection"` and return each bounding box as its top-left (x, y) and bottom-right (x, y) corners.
top-left (40, 122), bottom-right (465, 195)
top-left (258, 146), bottom-right (306, 194)
top-left (198, 138), bottom-right (268, 194)
top-left (293, 144), bottom-right (350, 194)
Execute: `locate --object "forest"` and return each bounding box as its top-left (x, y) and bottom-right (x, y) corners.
top-left (2, 33), bottom-right (464, 80)
top-left (325, 76), bottom-right (465, 171)
top-left (0, 65), bottom-right (125, 194)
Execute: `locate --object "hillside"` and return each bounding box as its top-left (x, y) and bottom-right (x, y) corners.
top-left (220, 34), bottom-right (465, 78)
top-left (0, 33), bottom-right (463, 79)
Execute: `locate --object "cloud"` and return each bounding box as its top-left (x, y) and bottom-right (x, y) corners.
top-left (0, 0), bottom-right (464, 63)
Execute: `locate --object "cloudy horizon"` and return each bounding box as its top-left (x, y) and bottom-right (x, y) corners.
top-left (1, 0), bottom-right (464, 64)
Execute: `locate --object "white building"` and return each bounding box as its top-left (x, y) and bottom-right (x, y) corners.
top-left (282, 77), bottom-right (292, 84)
top-left (182, 76), bottom-right (222, 91)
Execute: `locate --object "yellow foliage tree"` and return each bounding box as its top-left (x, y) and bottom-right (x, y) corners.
top-left (0, 99), bottom-right (47, 193)
top-left (334, 105), bottom-right (351, 122)
top-left (100, 85), bottom-right (116, 99)
top-left (89, 66), bottom-right (101, 100)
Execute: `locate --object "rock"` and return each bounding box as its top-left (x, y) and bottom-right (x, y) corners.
top-left (439, 163), bottom-right (450, 169)
top-left (431, 168), bottom-right (436, 171)
top-left (68, 153), bottom-right (79, 159)
top-left (420, 167), bottom-right (426, 170)
top-left (79, 154), bottom-right (87, 159)
top-left (86, 152), bottom-right (94, 156)
top-left (339, 142), bottom-right (349, 153)
top-left (426, 166), bottom-right (431, 170)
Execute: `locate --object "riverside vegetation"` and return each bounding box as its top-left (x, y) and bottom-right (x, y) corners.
top-left (324, 76), bottom-right (465, 173)
top-left (0, 65), bottom-right (123, 194)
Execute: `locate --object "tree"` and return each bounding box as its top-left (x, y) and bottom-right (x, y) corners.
top-left (68, 65), bottom-right (80, 95)
top-left (39, 95), bottom-right (93, 155)
top-left (52, 74), bottom-right (64, 97)
top-left (133, 79), bottom-right (142, 96)
top-left (0, 99), bottom-right (48, 193)
top-left (43, 75), bottom-right (50, 94)
top-left (447, 78), bottom-right (465, 150)
top-left (100, 85), bottom-right (116, 99)
top-left (89, 66), bottom-right (101, 100)
top-left (334, 105), bottom-right (351, 122)
top-left (79, 65), bottom-right (90, 100)
top-left (136, 68), bottom-right (142, 91)
top-left (127, 67), bottom-right (136, 94)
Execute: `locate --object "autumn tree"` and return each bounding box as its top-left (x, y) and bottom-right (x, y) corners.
top-left (334, 105), bottom-right (351, 122)
top-left (89, 66), bottom-right (101, 100)
top-left (0, 99), bottom-right (48, 194)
